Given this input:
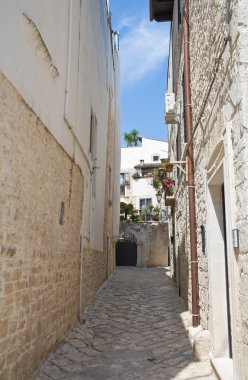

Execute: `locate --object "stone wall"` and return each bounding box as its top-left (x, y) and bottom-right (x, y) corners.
top-left (80, 243), bottom-right (107, 312)
top-left (104, 92), bottom-right (117, 279)
top-left (124, 222), bottom-right (169, 267)
top-left (168, 0), bottom-right (248, 377)
top-left (0, 74), bottom-right (84, 379)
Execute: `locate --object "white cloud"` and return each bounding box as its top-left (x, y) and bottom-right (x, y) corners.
top-left (119, 17), bottom-right (169, 88)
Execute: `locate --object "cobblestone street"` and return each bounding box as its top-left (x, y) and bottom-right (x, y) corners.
top-left (33, 268), bottom-right (214, 380)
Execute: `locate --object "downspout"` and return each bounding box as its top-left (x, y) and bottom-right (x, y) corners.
top-left (64, 0), bottom-right (90, 171)
top-left (183, 0), bottom-right (200, 327)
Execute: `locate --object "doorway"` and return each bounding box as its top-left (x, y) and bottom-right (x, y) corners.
top-left (207, 164), bottom-right (232, 358)
top-left (116, 241), bottom-right (137, 266)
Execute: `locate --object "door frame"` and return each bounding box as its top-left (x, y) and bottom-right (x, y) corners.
top-left (206, 137), bottom-right (236, 359)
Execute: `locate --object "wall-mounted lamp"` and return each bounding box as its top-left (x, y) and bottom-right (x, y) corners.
top-left (156, 191), bottom-right (162, 204)
top-left (232, 229), bottom-right (239, 248)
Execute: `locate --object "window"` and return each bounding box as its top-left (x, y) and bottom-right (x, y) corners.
top-left (152, 155), bottom-right (160, 162)
top-left (139, 198), bottom-right (152, 210)
top-left (124, 173), bottom-right (130, 184)
top-left (89, 111), bottom-right (97, 197)
top-left (182, 71), bottom-right (187, 143)
top-left (108, 165), bottom-right (112, 202)
top-left (89, 110), bottom-right (97, 159)
top-left (120, 173), bottom-right (125, 186)
top-left (178, 0), bottom-right (182, 27)
top-left (59, 202), bottom-right (65, 225)
top-left (141, 169), bottom-right (152, 177)
top-left (176, 130), bottom-right (181, 178)
top-left (176, 130), bottom-right (181, 161)
top-left (120, 173), bottom-right (125, 196)
top-left (120, 185), bottom-right (125, 196)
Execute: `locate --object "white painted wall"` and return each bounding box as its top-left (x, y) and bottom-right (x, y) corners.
top-left (121, 138), bottom-right (168, 169)
top-left (0, 0), bottom-right (121, 251)
top-left (112, 59), bottom-right (122, 238)
top-left (121, 138), bottom-right (168, 210)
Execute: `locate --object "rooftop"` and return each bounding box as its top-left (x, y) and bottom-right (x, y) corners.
top-left (134, 163), bottom-right (161, 169)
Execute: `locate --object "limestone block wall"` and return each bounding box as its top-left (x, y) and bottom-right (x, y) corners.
top-left (124, 222), bottom-right (169, 267)
top-left (149, 224), bottom-right (169, 267)
top-left (233, 1), bottom-right (248, 373)
top-left (0, 75), bottom-right (84, 379)
top-left (81, 243), bottom-right (108, 312)
top-left (174, 184), bottom-right (190, 305)
top-left (0, 1), bottom-right (120, 378)
top-left (168, 0), bottom-right (248, 377)
top-left (189, 4), bottom-right (248, 374)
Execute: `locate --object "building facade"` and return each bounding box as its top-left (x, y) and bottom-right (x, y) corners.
top-left (0, 1), bottom-right (120, 378)
top-left (120, 137), bottom-right (168, 212)
top-left (152, 0), bottom-right (248, 378)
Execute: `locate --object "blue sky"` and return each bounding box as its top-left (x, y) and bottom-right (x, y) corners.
top-left (110, 0), bottom-right (170, 146)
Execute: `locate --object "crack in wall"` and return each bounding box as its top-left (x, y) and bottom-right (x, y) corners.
top-left (23, 13), bottom-right (60, 78)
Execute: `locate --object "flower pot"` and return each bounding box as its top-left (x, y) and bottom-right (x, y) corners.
top-left (166, 164), bottom-right (173, 172)
top-left (160, 158), bottom-right (168, 164)
top-left (159, 168), bottom-right (164, 177)
top-left (165, 188), bottom-right (174, 196)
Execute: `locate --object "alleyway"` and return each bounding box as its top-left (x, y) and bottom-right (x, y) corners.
top-left (33, 268), bottom-right (214, 380)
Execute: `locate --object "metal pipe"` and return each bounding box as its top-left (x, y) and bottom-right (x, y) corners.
top-left (183, 0), bottom-right (200, 327)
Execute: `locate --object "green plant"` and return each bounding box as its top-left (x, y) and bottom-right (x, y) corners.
top-left (120, 202), bottom-right (134, 219)
top-left (123, 129), bottom-right (139, 147)
top-left (151, 205), bottom-right (160, 221)
top-left (132, 172), bottom-right (141, 179)
top-left (151, 164), bottom-right (175, 198)
top-left (165, 187), bottom-right (174, 196)
top-left (130, 214), bottom-right (139, 221)
top-left (151, 168), bottom-right (163, 191)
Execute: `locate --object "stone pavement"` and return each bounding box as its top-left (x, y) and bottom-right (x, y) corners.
top-left (33, 267), bottom-right (214, 380)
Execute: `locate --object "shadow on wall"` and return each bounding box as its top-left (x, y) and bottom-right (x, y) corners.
top-left (177, 236), bottom-right (189, 306)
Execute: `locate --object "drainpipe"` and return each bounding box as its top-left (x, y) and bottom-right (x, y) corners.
top-left (183, 0), bottom-right (200, 327)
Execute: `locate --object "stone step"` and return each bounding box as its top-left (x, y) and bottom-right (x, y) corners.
top-left (211, 358), bottom-right (234, 380)
top-left (172, 361), bottom-right (217, 380)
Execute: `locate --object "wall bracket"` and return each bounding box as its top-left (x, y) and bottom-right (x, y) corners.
top-left (170, 159), bottom-right (187, 175)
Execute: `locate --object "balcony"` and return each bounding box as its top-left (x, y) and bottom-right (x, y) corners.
top-left (149, 0), bottom-right (174, 22)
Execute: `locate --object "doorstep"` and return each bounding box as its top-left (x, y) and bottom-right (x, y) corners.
top-left (211, 358), bottom-right (234, 380)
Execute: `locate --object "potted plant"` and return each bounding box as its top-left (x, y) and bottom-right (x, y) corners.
top-left (162, 178), bottom-right (174, 188)
top-left (165, 163), bottom-right (173, 172)
top-left (165, 187), bottom-right (174, 196)
top-left (151, 167), bottom-right (175, 205)
top-left (162, 179), bottom-right (175, 198)
top-left (132, 172), bottom-right (141, 179)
